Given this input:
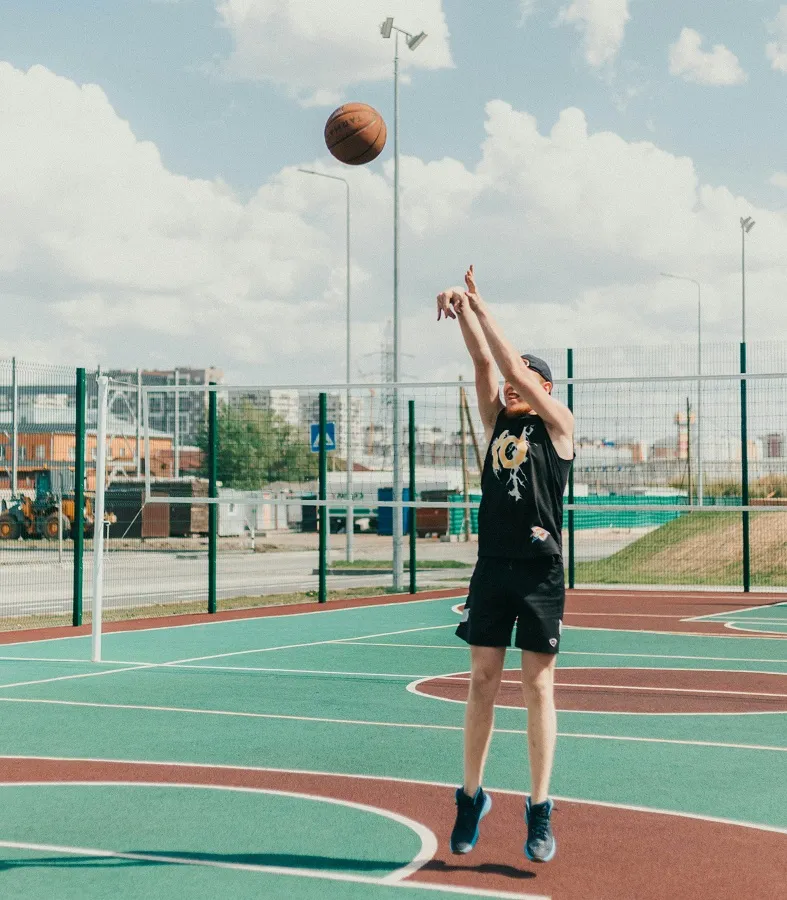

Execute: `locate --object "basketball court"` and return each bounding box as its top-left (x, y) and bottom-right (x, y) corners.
top-left (0, 588), bottom-right (785, 899)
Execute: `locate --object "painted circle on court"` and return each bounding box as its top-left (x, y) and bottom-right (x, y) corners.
top-left (413, 667), bottom-right (787, 713)
top-left (0, 758), bottom-right (784, 900)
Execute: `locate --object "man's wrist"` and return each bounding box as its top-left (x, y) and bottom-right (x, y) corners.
top-left (471, 297), bottom-right (488, 319)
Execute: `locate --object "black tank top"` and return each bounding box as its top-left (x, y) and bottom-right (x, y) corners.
top-left (478, 410), bottom-right (573, 560)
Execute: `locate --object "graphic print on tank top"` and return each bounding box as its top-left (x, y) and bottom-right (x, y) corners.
top-left (489, 423), bottom-right (535, 501)
top-left (478, 411), bottom-right (573, 560)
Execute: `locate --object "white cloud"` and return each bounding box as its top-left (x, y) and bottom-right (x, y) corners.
top-left (557, 0), bottom-right (630, 68)
top-left (770, 172), bottom-right (787, 190)
top-left (215, 0), bottom-right (453, 106)
top-left (0, 62), bottom-right (387, 374)
top-left (3, 62), bottom-right (787, 385)
top-left (518, 1), bottom-right (539, 25)
top-left (668, 28), bottom-right (747, 86)
top-left (766, 6), bottom-right (787, 73)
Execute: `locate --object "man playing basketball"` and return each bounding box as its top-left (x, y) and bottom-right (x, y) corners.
top-left (436, 266), bottom-right (574, 863)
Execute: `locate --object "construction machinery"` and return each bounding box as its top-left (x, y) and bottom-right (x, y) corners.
top-left (0, 471), bottom-right (97, 541)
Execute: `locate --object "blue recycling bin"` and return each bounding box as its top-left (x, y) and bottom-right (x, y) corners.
top-left (376, 488), bottom-right (410, 536)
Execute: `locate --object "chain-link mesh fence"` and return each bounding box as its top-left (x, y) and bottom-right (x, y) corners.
top-left (1, 344), bottom-right (785, 629)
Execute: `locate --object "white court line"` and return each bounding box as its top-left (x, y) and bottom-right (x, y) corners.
top-left (353, 623), bottom-right (787, 642)
top-left (420, 665), bottom-right (787, 679)
top-left (343, 642), bottom-right (787, 665)
top-left (0, 595), bottom-right (466, 646)
top-left (6, 644), bottom-right (787, 668)
top-left (0, 838), bottom-right (546, 900)
top-left (406, 670), bottom-right (787, 718)
top-left (0, 663), bottom-right (158, 691)
top-left (0, 836), bottom-right (545, 900)
top-left (0, 625), bottom-right (455, 691)
top-left (0, 695), bottom-right (785, 750)
top-left (561, 624), bottom-right (787, 640)
top-left (443, 677), bottom-right (787, 700)
top-left (159, 624), bottom-right (455, 667)
top-left (1, 614), bottom-right (782, 703)
top-left (567, 613), bottom-right (683, 619)
top-left (157, 664), bottom-right (433, 680)
top-left (695, 617), bottom-right (787, 624)
top-left (0, 781), bottom-right (438, 888)
top-left (0, 656), bottom-right (131, 665)
top-left (724, 622), bottom-right (787, 636)
top-left (3, 755), bottom-right (786, 838)
top-left (688, 601), bottom-right (787, 622)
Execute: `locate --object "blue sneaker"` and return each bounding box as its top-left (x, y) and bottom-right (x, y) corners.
top-left (450, 787), bottom-right (492, 854)
top-left (525, 797), bottom-right (556, 862)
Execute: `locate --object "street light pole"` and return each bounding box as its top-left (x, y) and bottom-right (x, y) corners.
top-left (11, 357), bottom-right (18, 497)
top-left (661, 273), bottom-right (703, 505)
top-left (738, 216), bottom-right (755, 593)
top-left (382, 16), bottom-right (426, 591)
top-left (740, 216), bottom-right (755, 344)
top-left (298, 168), bottom-right (354, 561)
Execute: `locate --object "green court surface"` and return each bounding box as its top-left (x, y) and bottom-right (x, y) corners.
top-left (0, 594), bottom-right (785, 899)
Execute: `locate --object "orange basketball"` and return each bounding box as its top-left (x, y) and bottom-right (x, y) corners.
top-left (324, 103), bottom-right (387, 166)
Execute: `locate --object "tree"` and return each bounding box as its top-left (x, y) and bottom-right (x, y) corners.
top-left (198, 401), bottom-right (316, 489)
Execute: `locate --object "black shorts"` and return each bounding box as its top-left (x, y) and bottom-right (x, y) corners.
top-left (456, 555), bottom-right (565, 654)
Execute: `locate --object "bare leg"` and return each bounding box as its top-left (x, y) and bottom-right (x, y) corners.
top-left (520, 651), bottom-right (558, 804)
top-left (463, 645), bottom-right (506, 795)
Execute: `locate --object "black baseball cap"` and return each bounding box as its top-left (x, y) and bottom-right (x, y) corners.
top-left (521, 354), bottom-right (553, 384)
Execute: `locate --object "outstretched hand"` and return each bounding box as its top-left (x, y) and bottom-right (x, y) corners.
top-left (465, 264), bottom-right (477, 296)
top-left (436, 288), bottom-right (464, 321)
top-left (437, 265), bottom-right (480, 321)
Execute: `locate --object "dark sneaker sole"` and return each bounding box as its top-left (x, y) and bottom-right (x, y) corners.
top-left (524, 836), bottom-right (557, 863)
top-left (450, 792), bottom-right (492, 855)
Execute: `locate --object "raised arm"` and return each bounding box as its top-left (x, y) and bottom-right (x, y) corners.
top-left (437, 266), bottom-right (502, 440)
top-left (464, 288), bottom-right (574, 454)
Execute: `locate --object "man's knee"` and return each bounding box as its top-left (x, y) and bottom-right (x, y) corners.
top-left (521, 657), bottom-right (556, 704)
top-left (522, 676), bottom-right (553, 705)
top-left (470, 665), bottom-right (501, 693)
top-left (469, 649), bottom-right (505, 695)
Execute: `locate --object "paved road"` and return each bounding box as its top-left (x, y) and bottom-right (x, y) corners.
top-left (0, 528), bottom-right (653, 620)
top-left (0, 549), bottom-right (472, 619)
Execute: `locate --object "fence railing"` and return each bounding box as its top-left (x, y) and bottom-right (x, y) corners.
top-left (1, 343), bottom-right (786, 628)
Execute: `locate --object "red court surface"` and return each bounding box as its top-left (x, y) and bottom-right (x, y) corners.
top-left (2, 758), bottom-right (784, 900)
top-left (1, 587), bottom-right (785, 645)
top-left (417, 668), bottom-right (787, 714)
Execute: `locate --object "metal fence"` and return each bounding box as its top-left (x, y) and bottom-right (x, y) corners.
top-left (1, 343), bottom-right (786, 629)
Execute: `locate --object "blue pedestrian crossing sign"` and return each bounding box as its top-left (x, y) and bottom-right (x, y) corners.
top-left (310, 422), bottom-right (336, 452)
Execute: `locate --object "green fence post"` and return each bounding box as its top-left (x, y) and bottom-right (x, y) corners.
top-left (72, 368), bottom-right (86, 627)
top-left (208, 383), bottom-right (218, 614)
top-left (408, 399), bottom-right (417, 595)
top-left (740, 343), bottom-right (751, 592)
top-left (318, 392), bottom-right (328, 604)
top-left (567, 349), bottom-right (575, 590)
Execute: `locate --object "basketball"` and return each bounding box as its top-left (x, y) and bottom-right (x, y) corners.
top-left (324, 103), bottom-right (387, 166)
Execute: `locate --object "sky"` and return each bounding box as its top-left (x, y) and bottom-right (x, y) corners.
top-left (1, 0), bottom-right (787, 385)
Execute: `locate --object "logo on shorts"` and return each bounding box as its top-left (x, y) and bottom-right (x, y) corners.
top-left (558, 619), bottom-right (563, 634)
top-left (460, 607), bottom-right (469, 623)
top-left (549, 638), bottom-right (558, 648)
top-left (531, 526), bottom-right (550, 543)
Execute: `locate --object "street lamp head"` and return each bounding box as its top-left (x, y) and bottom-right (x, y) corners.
top-left (406, 31), bottom-right (427, 51)
top-left (381, 17), bottom-right (394, 38)
top-left (740, 216), bottom-right (755, 233)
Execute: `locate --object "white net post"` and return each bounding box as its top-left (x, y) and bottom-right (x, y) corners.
top-left (91, 375), bottom-right (109, 663)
